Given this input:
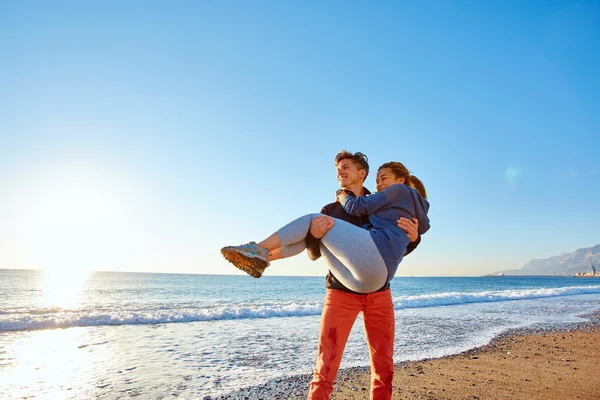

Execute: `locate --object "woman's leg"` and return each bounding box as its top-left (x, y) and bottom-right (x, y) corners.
top-left (253, 214), bottom-right (321, 262)
top-left (318, 219), bottom-right (388, 293)
top-left (270, 241), bottom-right (308, 262)
top-left (222, 213), bottom-right (387, 289)
top-left (221, 214), bottom-right (320, 277)
top-left (257, 213), bottom-right (319, 251)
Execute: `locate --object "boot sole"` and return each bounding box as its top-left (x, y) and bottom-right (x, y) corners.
top-left (221, 248), bottom-right (267, 278)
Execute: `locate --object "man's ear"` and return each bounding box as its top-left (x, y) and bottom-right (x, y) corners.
top-left (399, 177), bottom-right (406, 184)
top-left (360, 169), bottom-right (367, 181)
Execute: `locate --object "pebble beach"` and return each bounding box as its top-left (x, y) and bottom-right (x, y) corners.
top-left (219, 311), bottom-right (600, 400)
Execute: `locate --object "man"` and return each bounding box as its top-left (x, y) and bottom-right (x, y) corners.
top-left (305, 150), bottom-right (420, 400)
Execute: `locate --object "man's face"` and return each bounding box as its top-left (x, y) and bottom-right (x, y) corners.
top-left (336, 159), bottom-right (365, 188)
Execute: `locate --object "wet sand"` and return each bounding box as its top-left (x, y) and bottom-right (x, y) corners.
top-left (219, 312), bottom-right (600, 399)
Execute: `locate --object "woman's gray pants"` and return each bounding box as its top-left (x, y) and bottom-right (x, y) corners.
top-left (275, 213), bottom-right (388, 293)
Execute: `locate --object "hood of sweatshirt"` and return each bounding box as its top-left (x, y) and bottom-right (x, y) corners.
top-left (409, 187), bottom-right (430, 235)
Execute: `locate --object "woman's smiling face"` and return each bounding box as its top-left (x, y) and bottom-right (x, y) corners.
top-left (375, 167), bottom-right (405, 192)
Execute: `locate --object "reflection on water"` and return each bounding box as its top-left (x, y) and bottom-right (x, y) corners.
top-left (0, 328), bottom-right (101, 400)
top-left (0, 271), bottom-right (100, 398)
top-left (42, 269), bottom-right (90, 310)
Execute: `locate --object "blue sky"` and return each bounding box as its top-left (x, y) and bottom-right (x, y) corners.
top-left (1, 0), bottom-right (598, 276)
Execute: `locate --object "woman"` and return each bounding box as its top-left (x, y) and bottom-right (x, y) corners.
top-left (221, 161), bottom-right (430, 293)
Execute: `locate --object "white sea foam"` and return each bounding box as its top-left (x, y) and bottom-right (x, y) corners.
top-left (0, 301), bottom-right (325, 332)
top-left (392, 285), bottom-right (600, 309)
top-left (2, 285), bottom-right (600, 332)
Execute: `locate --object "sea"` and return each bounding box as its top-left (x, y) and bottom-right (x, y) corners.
top-left (1, 269), bottom-right (600, 399)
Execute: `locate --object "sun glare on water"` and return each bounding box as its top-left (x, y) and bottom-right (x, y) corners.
top-left (42, 268), bottom-right (91, 309)
top-left (1, 326), bottom-right (98, 399)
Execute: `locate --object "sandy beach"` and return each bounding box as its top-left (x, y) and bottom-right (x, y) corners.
top-left (221, 312), bottom-right (600, 399)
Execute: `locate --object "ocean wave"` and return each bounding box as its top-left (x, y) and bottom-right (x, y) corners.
top-left (2, 286), bottom-right (600, 332)
top-left (0, 301), bottom-right (324, 332)
top-left (392, 285), bottom-right (600, 309)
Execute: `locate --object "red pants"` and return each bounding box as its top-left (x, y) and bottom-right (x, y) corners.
top-left (308, 288), bottom-right (395, 400)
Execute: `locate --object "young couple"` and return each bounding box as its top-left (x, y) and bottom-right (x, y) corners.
top-left (221, 150), bottom-right (430, 400)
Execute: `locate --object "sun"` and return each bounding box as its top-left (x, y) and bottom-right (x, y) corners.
top-left (18, 171), bottom-right (136, 274)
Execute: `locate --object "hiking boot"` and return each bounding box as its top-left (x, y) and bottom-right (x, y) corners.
top-left (221, 242), bottom-right (270, 278)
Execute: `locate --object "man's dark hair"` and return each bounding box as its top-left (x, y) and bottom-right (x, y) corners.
top-left (334, 150), bottom-right (369, 179)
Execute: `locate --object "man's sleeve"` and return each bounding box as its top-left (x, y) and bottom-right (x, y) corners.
top-left (305, 206), bottom-right (328, 260)
top-left (404, 235), bottom-right (421, 256)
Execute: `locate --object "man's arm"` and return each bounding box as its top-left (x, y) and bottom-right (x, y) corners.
top-left (399, 217), bottom-right (420, 256)
top-left (305, 232), bottom-right (321, 261)
top-left (405, 235), bottom-right (421, 256)
top-left (306, 206), bottom-right (331, 260)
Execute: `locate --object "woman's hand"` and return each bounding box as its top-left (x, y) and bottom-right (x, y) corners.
top-left (398, 217), bottom-right (418, 242)
top-left (336, 190), bottom-right (348, 202)
top-left (310, 216), bottom-right (335, 239)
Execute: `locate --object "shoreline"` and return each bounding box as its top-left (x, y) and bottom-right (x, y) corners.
top-left (216, 310), bottom-right (600, 399)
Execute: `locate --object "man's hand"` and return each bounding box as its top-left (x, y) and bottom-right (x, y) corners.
top-left (398, 217), bottom-right (418, 242)
top-left (310, 216), bottom-right (335, 239)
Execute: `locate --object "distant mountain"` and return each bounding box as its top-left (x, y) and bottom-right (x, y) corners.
top-left (499, 244), bottom-right (600, 276)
